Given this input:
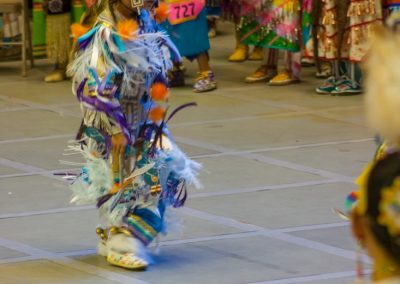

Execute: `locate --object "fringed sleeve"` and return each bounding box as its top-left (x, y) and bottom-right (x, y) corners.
top-left (69, 22), bottom-right (124, 137)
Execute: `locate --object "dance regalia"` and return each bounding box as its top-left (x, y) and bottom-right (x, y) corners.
top-left (67, 5), bottom-right (201, 269)
top-left (352, 21), bottom-right (400, 205)
top-left (317, 0), bottom-right (382, 63)
top-left (348, 142), bottom-right (400, 284)
top-left (239, 0), bottom-right (312, 52)
top-left (355, 141), bottom-right (395, 206)
top-left (316, 0), bottom-right (345, 61)
top-left (161, 0), bottom-right (210, 59)
top-left (221, 1), bottom-right (266, 63)
top-left (341, 0), bottom-right (382, 62)
top-left (315, 0), bottom-right (382, 95)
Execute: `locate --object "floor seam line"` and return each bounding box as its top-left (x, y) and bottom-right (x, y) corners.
top-left (0, 179), bottom-right (342, 220)
top-left (174, 136), bottom-right (356, 183)
top-left (0, 237), bottom-right (151, 284)
top-left (180, 207), bottom-right (370, 264)
top-left (247, 269), bottom-right (372, 284)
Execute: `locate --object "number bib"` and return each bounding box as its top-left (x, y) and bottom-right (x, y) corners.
top-left (167, 0), bottom-right (205, 25)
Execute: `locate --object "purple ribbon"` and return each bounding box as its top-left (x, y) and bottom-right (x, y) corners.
top-left (77, 78), bottom-right (132, 145)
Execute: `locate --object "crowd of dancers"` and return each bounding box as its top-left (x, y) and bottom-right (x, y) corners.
top-left (15, 0), bottom-right (397, 95)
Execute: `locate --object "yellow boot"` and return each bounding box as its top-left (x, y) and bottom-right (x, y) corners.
top-left (248, 46), bottom-right (264, 61)
top-left (228, 44), bottom-right (249, 62)
top-left (268, 70), bottom-right (300, 86)
top-left (228, 30), bottom-right (248, 62)
top-left (245, 65), bottom-right (277, 83)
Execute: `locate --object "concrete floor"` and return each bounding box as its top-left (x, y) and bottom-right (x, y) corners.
top-left (0, 23), bottom-right (376, 284)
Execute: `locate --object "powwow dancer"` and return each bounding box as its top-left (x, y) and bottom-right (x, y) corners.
top-left (335, 15), bottom-right (400, 282)
top-left (66, 0), bottom-right (201, 270)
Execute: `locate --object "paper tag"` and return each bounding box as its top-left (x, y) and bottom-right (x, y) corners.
top-left (167, 0), bottom-right (205, 25)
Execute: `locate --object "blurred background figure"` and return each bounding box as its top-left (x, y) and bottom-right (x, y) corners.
top-left (32, 0), bottom-right (85, 82)
top-left (206, 0), bottom-right (220, 37)
top-left (347, 15), bottom-right (400, 283)
top-left (220, 0), bottom-right (263, 62)
top-left (241, 0), bottom-right (312, 86)
top-left (351, 153), bottom-right (400, 284)
top-left (315, 0), bottom-right (382, 96)
top-left (161, 0), bottom-right (217, 93)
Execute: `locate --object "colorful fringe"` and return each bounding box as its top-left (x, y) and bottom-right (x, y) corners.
top-left (341, 0), bottom-right (382, 62)
top-left (239, 0), bottom-right (307, 52)
top-left (317, 0), bottom-right (341, 61)
top-left (123, 207), bottom-right (164, 246)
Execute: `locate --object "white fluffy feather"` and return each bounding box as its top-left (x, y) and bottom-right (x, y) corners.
top-left (158, 143), bottom-right (202, 189)
top-left (68, 143), bottom-right (113, 205)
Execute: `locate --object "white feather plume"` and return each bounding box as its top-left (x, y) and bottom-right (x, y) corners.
top-left (158, 143), bottom-right (202, 189)
top-left (68, 143), bottom-right (113, 205)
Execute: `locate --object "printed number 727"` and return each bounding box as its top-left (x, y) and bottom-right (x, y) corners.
top-left (174, 2), bottom-right (195, 19)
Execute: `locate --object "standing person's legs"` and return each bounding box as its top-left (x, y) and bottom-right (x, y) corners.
top-left (329, 0), bottom-right (369, 95)
top-left (245, 48), bottom-right (278, 83)
top-left (228, 25), bottom-right (249, 62)
top-left (331, 61), bottom-right (362, 95)
top-left (287, 51), bottom-right (301, 80)
top-left (206, 0), bottom-right (220, 37)
top-left (44, 12), bottom-right (71, 82)
top-left (161, 8), bottom-right (215, 92)
top-left (315, 0), bottom-right (344, 94)
top-left (207, 17), bottom-right (218, 37)
top-left (197, 52), bottom-right (212, 72)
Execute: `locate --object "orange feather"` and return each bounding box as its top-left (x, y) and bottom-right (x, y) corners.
top-left (155, 3), bottom-right (169, 23)
top-left (70, 23), bottom-right (90, 41)
top-left (117, 19), bottom-right (139, 41)
top-left (149, 106), bottom-right (166, 123)
top-left (150, 82), bottom-right (169, 101)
